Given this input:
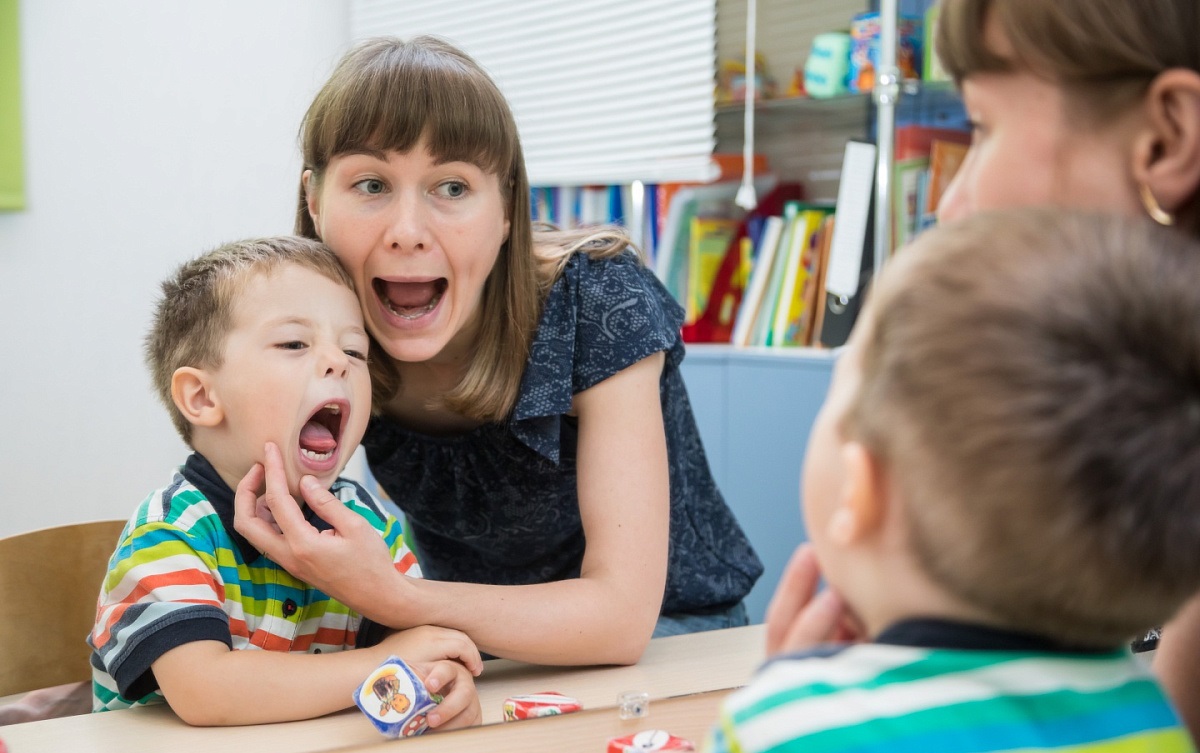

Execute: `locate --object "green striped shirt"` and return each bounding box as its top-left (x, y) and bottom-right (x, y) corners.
top-left (709, 620), bottom-right (1193, 753)
top-left (90, 453), bottom-right (419, 711)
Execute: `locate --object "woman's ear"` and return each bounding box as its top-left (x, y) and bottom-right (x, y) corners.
top-left (171, 367), bottom-right (223, 429)
top-left (1133, 68), bottom-right (1200, 215)
top-left (302, 169), bottom-right (322, 234)
top-left (827, 441), bottom-right (887, 547)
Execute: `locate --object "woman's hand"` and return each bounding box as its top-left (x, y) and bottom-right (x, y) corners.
top-left (233, 442), bottom-right (417, 624)
top-left (376, 625), bottom-right (484, 677)
top-left (411, 659), bottom-right (482, 731)
top-left (764, 544), bottom-right (865, 657)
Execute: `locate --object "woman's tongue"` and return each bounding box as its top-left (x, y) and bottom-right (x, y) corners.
top-left (381, 281), bottom-right (439, 319)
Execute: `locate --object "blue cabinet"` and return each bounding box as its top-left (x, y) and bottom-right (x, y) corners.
top-left (680, 345), bottom-right (836, 623)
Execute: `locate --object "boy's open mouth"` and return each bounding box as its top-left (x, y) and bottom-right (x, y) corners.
top-left (375, 278), bottom-right (447, 320)
top-left (299, 402), bottom-right (346, 463)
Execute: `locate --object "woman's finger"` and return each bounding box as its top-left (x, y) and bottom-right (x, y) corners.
top-left (297, 473), bottom-right (364, 533)
top-left (258, 442), bottom-right (316, 538)
top-left (232, 463), bottom-right (281, 557)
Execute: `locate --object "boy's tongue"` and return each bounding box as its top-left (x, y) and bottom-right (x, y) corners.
top-left (299, 421), bottom-right (336, 453)
top-left (382, 281), bottom-right (437, 309)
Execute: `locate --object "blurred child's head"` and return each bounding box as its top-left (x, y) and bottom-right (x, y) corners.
top-left (147, 236), bottom-right (372, 494)
top-left (804, 208), bottom-right (1200, 646)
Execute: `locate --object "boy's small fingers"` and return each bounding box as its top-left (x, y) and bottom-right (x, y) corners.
top-left (426, 683), bottom-right (474, 729)
top-left (781, 588), bottom-right (842, 651)
top-left (766, 545), bottom-right (821, 654)
top-left (447, 635), bottom-right (484, 675)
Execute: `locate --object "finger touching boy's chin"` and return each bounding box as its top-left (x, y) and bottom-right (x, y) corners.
top-left (251, 440), bottom-right (347, 499)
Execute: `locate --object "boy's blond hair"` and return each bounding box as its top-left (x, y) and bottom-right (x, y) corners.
top-left (847, 208), bottom-right (1200, 646)
top-left (146, 236), bottom-right (360, 445)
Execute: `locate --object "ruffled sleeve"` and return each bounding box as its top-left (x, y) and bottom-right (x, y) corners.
top-left (510, 250), bottom-right (685, 463)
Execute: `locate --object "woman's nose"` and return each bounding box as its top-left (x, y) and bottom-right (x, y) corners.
top-left (936, 150), bottom-right (974, 225)
top-left (386, 194), bottom-right (430, 252)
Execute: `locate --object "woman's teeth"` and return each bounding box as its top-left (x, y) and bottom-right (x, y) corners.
top-left (385, 290), bottom-right (443, 320)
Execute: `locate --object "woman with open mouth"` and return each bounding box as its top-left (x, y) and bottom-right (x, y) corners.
top-left (234, 35), bottom-right (763, 667)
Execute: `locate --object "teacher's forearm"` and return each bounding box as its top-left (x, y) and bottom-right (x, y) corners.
top-left (377, 576), bottom-right (659, 666)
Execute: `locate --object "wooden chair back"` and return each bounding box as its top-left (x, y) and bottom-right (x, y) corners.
top-left (0, 519), bottom-right (126, 697)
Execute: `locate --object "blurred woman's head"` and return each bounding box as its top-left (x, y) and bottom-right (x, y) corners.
top-left (935, 0), bottom-right (1200, 235)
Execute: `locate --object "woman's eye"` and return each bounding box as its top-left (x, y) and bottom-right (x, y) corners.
top-left (277, 341), bottom-right (307, 351)
top-left (345, 349), bottom-right (368, 361)
top-left (437, 180), bottom-right (468, 198)
top-left (353, 178), bottom-right (387, 195)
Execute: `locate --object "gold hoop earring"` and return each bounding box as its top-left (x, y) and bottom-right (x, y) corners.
top-left (1140, 183), bottom-right (1175, 226)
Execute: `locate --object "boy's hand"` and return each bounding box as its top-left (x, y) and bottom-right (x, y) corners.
top-left (233, 442), bottom-right (418, 623)
top-left (765, 544), bottom-right (865, 657)
top-left (376, 626), bottom-right (484, 677)
top-left (412, 659), bottom-right (482, 731)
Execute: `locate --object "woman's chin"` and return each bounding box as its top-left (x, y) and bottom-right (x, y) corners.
top-left (376, 332), bottom-right (452, 364)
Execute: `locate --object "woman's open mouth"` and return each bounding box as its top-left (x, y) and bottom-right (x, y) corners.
top-left (298, 402), bottom-right (347, 465)
top-left (374, 278), bottom-right (447, 320)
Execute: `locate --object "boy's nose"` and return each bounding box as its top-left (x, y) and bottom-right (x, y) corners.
top-left (320, 347), bottom-right (350, 378)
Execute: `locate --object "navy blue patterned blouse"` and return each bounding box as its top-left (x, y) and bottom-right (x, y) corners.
top-left (362, 250), bottom-right (763, 615)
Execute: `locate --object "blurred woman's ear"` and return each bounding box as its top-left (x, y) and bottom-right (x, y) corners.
top-left (1134, 68), bottom-right (1200, 221)
top-left (302, 170), bottom-right (322, 239)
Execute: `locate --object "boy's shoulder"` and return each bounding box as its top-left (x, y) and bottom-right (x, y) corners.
top-left (129, 466), bottom-right (218, 530)
top-left (719, 635), bottom-right (1172, 753)
top-left (741, 641), bottom-right (931, 698)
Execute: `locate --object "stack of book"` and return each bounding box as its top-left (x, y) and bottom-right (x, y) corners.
top-left (531, 131), bottom-right (969, 348)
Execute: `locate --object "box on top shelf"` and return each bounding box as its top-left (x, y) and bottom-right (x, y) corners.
top-left (848, 12), bottom-right (924, 94)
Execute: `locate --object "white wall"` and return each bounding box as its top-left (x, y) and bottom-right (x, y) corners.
top-left (0, 1), bottom-right (350, 537)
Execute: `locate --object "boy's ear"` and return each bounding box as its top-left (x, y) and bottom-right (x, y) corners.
top-left (1133, 68), bottom-right (1200, 215)
top-left (827, 441), bottom-right (886, 546)
top-left (171, 367), bottom-right (223, 428)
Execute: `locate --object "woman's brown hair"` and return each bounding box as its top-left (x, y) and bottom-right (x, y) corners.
top-left (936, 0), bottom-right (1200, 234)
top-left (296, 36), bottom-right (630, 422)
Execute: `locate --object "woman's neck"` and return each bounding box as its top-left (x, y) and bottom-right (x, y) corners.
top-left (381, 361), bottom-right (485, 436)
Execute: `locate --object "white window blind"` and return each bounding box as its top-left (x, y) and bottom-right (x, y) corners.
top-left (350, 0), bottom-right (720, 186)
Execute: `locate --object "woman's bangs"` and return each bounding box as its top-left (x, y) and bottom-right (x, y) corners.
top-left (315, 48), bottom-right (514, 177)
top-left (936, 0), bottom-right (1013, 82)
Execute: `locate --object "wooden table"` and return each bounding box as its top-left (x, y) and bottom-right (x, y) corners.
top-left (0, 624), bottom-right (765, 753)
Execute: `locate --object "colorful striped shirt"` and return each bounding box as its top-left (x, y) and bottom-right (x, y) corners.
top-left (709, 619), bottom-right (1194, 753)
top-left (90, 453), bottom-right (420, 711)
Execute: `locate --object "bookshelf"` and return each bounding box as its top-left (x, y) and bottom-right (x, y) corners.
top-left (680, 0), bottom-right (963, 621)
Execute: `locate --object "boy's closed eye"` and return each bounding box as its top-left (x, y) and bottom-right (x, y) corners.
top-left (276, 340), bottom-right (308, 351)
